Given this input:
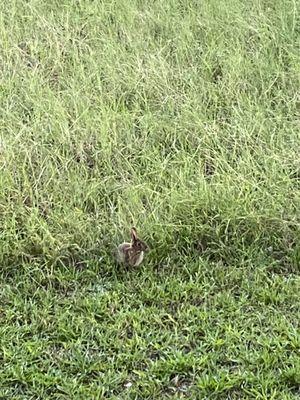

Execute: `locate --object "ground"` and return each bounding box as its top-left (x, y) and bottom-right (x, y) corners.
top-left (0, 0), bottom-right (299, 398)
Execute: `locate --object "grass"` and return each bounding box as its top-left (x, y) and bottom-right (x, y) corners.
top-left (0, 0), bottom-right (299, 398)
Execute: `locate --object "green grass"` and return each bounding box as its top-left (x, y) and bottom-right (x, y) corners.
top-left (0, 0), bottom-right (299, 398)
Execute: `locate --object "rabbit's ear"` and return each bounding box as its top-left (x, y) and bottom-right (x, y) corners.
top-left (131, 227), bottom-right (138, 241)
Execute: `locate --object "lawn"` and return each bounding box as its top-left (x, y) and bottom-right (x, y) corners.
top-left (0, 0), bottom-right (299, 398)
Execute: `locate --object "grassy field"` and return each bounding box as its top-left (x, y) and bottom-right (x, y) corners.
top-left (0, 0), bottom-right (299, 398)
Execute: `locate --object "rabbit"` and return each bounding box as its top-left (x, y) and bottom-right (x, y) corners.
top-left (116, 227), bottom-right (149, 267)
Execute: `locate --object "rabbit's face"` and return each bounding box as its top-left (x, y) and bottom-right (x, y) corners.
top-left (134, 239), bottom-right (149, 253)
top-left (130, 227), bottom-right (149, 252)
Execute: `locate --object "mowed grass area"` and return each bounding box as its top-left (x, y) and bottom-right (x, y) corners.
top-left (0, 0), bottom-right (299, 398)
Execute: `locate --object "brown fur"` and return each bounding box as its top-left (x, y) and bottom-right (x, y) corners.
top-left (116, 227), bottom-right (148, 267)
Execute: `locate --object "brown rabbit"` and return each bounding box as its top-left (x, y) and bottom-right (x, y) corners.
top-left (116, 227), bottom-right (149, 267)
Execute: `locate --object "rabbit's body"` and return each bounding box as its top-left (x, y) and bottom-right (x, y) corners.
top-left (116, 228), bottom-right (148, 267)
top-left (117, 243), bottom-right (145, 266)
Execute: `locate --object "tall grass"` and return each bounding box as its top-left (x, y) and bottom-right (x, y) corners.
top-left (0, 0), bottom-right (299, 398)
